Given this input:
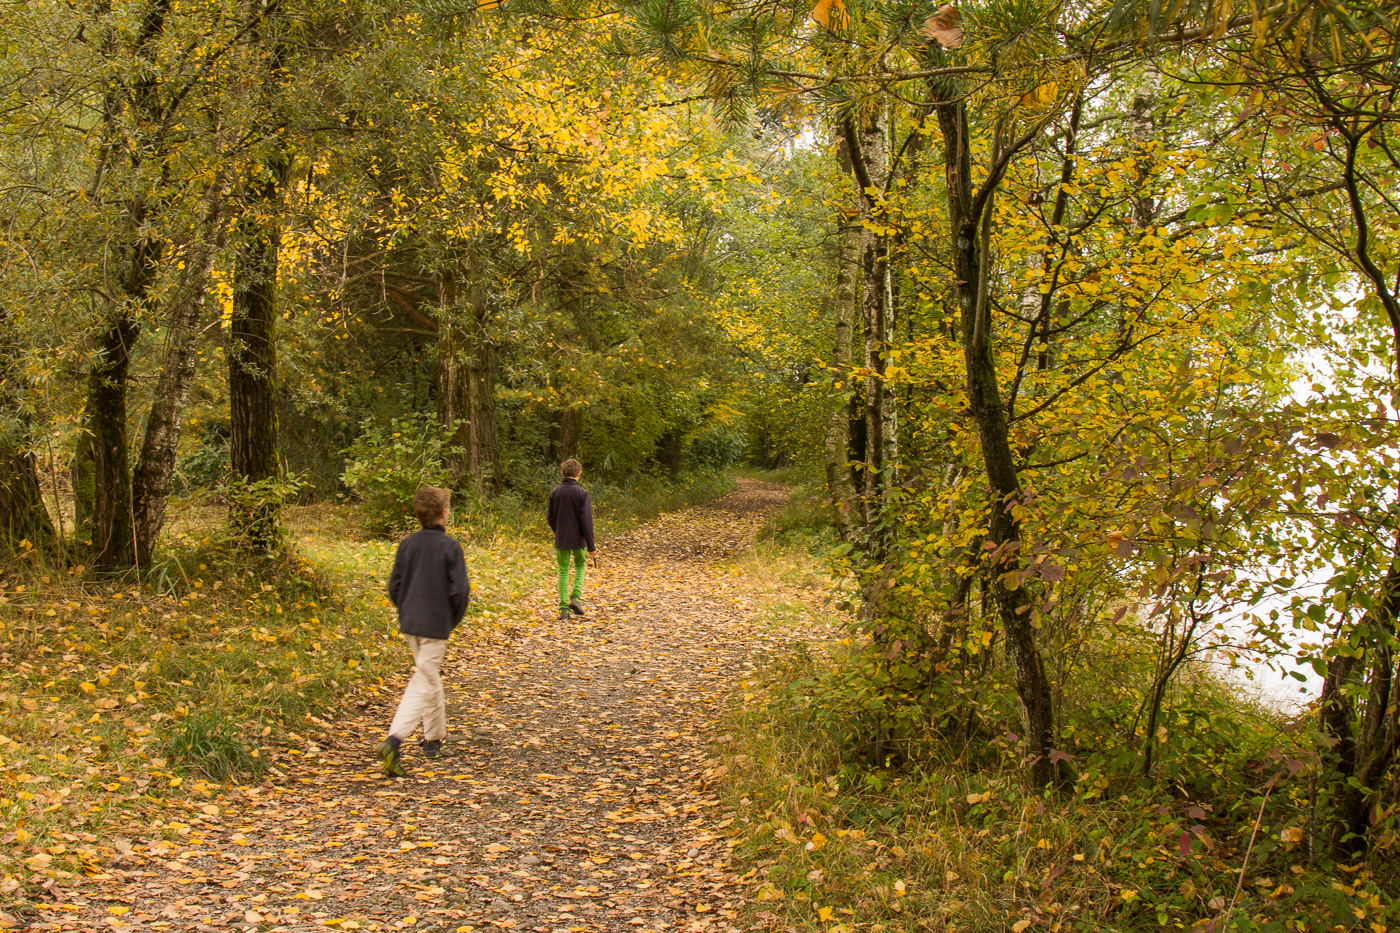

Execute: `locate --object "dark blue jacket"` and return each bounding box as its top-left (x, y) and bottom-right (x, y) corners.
top-left (547, 478), bottom-right (595, 551)
top-left (387, 526), bottom-right (470, 640)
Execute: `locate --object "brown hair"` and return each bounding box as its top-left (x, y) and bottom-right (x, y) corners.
top-left (560, 459), bottom-right (582, 478)
top-left (413, 487), bottom-right (450, 527)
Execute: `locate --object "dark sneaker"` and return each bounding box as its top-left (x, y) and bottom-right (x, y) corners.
top-left (375, 738), bottom-right (405, 777)
top-left (422, 739), bottom-right (443, 759)
top-left (568, 598), bottom-right (585, 616)
top-left (558, 608), bottom-right (570, 621)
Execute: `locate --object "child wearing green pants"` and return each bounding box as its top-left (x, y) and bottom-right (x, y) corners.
top-left (546, 459), bottom-right (595, 619)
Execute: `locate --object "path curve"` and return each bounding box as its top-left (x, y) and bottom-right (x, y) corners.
top-left (32, 479), bottom-right (804, 933)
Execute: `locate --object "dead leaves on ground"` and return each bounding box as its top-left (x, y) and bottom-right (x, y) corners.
top-left (17, 479), bottom-right (825, 933)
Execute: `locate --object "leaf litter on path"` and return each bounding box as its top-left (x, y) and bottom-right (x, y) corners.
top-left (26, 479), bottom-right (823, 933)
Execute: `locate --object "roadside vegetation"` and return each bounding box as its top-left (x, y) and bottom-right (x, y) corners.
top-left (710, 493), bottom-right (1400, 932)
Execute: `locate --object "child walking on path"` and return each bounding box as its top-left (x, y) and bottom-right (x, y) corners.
top-left (547, 459), bottom-right (595, 620)
top-left (375, 487), bottom-right (471, 778)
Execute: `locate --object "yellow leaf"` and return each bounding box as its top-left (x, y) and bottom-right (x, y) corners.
top-left (108, 906), bottom-right (129, 915)
top-left (812, 0), bottom-right (847, 29)
top-left (1013, 922), bottom-right (1032, 933)
top-left (818, 906), bottom-right (834, 922)
top-left (80, 682), bottom-right (96, 695)
top-left (808, 832), bottom-right (827, 850)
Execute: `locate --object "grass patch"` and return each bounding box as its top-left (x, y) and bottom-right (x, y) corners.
top-left (715, 638), bottom-right (1400, 932)
top-left (0, 508), bottom-right (411, 900)
top-left (162, 710), bottom-right (261, 781)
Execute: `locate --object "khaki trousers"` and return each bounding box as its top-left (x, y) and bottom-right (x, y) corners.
top-left (388, 635), bottom-right (448, 742)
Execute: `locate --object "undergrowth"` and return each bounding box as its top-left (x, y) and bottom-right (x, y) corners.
top-left (716, 628), bottom-right (1399, 932)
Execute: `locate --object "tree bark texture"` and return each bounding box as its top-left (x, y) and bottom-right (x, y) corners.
top-left (548, 407), bottom-right (581, 465)
top-left (75, 0), bottom-right (172, 569)
top-left (0, 310), bottom-right (56, 553)
top-left (824, 220), bottom-right (862, 545)
top-left (84, 313), bottom-right (141, 569)
top-left (132, 226), bottom-right (219, 564)
top-left (841, 111), bottom-right (896, 564)
top-left (934, 94), bottom-right (1059, 788)
top-left (1319, 552), bottom-right (1400, 855)
top-left (229, 148), bottom-right (290, 551)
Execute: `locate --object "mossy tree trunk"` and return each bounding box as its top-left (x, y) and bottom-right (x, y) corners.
top-left (228, 149), bottom-right (290, 552)
top-left (934, 91), bottom-right (1061, 789)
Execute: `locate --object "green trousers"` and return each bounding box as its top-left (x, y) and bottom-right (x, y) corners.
top-left (557, 548), bottom-right (586, 610)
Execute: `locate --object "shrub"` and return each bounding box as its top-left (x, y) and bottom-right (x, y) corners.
top-left (340, 413), bottom-right (454, 536)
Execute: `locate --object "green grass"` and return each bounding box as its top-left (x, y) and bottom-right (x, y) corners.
top-left (714, 633), bottom-right (1400, 933)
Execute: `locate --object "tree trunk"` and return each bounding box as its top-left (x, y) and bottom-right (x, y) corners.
top-left (841, 111), bottom-right (896, 564)
top-left (935, 94), bottom-right (1060, 788)
top-left (437, 276), bottom-right (470, 489)
top-left (74, 0), bottom-right (172, 569)
top-left (0, 310), bottom-right (56, 554)
top-left (464, 338), bottom-right (499, 494)
top-left (132, 227), bottom-right (219, 565)
top-left (824, 220), bottom-right (862, 544)
top-left (1319, 551), bottom-right (1400, 855)
top-left (228, 148), bottom-right (290, 552)
top-left (0, 450), bottom-right (54, 553)
top-left (437, 285), bottom-right (500, 496)
top-left (73, 425), bottom-right (95, 536)
top-left (84, 313), bottom-right (141, 569)
top-left (549, 407), bottom-right (581, 464)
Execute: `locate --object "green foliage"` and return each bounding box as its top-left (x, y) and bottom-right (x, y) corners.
top-left (340, 413), bottom-right (455, 537)
top-left (757, 484), bottom-right (840, 555)
top-left (721, 629), bottom-right (1400, 931)
top-left (174, 423), bottom-right (231, 492)
top-left (162, 710), bottom-right (262, 781)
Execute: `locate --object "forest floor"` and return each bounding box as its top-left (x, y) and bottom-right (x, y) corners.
top-left (20, 478), bottom-right (836, 933)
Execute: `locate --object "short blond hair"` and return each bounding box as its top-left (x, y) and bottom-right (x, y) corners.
top-left (413, 487), bottom-right (450, 527)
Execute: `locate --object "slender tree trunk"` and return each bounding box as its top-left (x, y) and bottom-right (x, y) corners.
top-left (465, 334), bottom-right (499, 494)
top-left (0, 311), bottom-right (56, 553)
top-left (132, 225), bottom-right (220, 564)
top-left (1319, 549), bottom-right (1400, 854)
top-left (842, 111), bottom-right (896, 564)
top-left (824, 221), bottom-right (861, 544)
top-left (229, 147), bottom-right (290, 551)
top-left (437, 276), bottom-right (470, 488)
top-left (73, 426), bottom-right (95, 536)
top-left (437, 283), bottom-right (500, 496)
top-left (1315, 110), bottom-right (1400, 854)
top-left (935, 94), bottom-right (1059, 788)
top-left (549, 407), bottom-right (580, 463)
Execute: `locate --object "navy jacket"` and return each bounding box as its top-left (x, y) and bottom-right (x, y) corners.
top-left (547, 478), bottom-right (595, 551)
top-left (387, 526), bottom-right (470, 640)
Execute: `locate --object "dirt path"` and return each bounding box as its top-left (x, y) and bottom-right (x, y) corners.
top-left (30, 479), bottom-right (810, 933)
